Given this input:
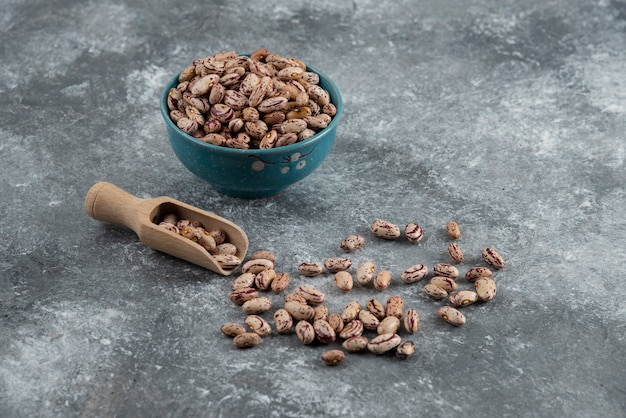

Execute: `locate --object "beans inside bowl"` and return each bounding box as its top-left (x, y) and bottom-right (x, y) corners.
top-left (160, 48), bottom-right (343, 198)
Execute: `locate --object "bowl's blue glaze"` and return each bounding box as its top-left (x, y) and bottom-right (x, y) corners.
top-left (160, 65), bottom-right (342, 198)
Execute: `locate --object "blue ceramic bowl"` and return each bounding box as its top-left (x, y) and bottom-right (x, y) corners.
top-left (160, 64), bottom-right (342, 198)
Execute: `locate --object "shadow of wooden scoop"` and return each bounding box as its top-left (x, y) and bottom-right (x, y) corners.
top-left (85, 181), bottom-right (248, 275)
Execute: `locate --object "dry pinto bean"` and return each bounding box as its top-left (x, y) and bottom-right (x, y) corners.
top-left (422, 283), bottom-right (448, 300)
top-left (313, 319), bottom-right (336, 344)
top-left (446, 221), bottom-right (461, 239)
top-left (241, 258), bottom-right (274, 274)
top-left (324, 257), bottom-right (352, 273)
top-left (233, 332), bottom-right (262, 348)
top-left (367, 333), bottom-right (402, 354)
top-left (297, 262), bottom-right (324, 277)
top-left (242, 297), bottom-right (272, 314)
top-left (429, 276), bottom-right (458, 292)
top-left (404, 222), bottom-right (424, 243)
top-left (328, 313), bottom-right (344, 333)
top-left (385, 295), bottom-right (404, 319)
top-left (270, 272), bottom-right (291, 294)
top-left (370, 219), bottom-right (401, 239)
top-left (373, 270), bottom-right (392, 291)
top-left (356, 261), bottom-right (376, 285)
top-left (284, 293), bottom-right (307, 304)
top-left (475, 277), bottom-right (497, 301)
top-left (342, 336), bottom-right (369, 353)
top-left (221, 322), bottom-right (246, 337)
top-left (448, 242), bottom-right (464, 263)
top-left (437, 306), bottom-right (466, 326)
top-left (403, 308), bottom-right (420, 334)
top-left (482, 247), bottom-right (506, 269)
top-left (321, 349), bottom-right (345, 366)
top-left (341, 301), bottom-right (361, 323)
top-left (340, 234), bottom-right (366, 252)
top-left (334, 271), bottom-right (354, 292)
top-left (395, 341), bottom-right (416, 360)
top-left (250, 250), bottom-right (276, 263)
top-left (284, 301), bottom-right (315, 321)
top-left (213, 254), bottom-right (242, 270)
top-left (338, 320), bottom-right (364, 339)
top-left (465, 267), bottom-right (494, 283)
top-left (211, 242), bottom-right (238, 256)
top-left (273, 309), bottom-right (293, 334)
top-left (254, 269), bottom-right (276, 290)
top-left (448, 290), bottom-right (478, 308)
top-left (295, 320), bottom-right (316, 345)
top-left (433, 263), bottom-right (459, 279)
top-left (400, 264), bottom-right (429, 283)
top-left (377, 316), bottom-right (401, 335)
top-left (366, 298), bottom-right (386, 320)
top-left (313, 305), bottom-right (329, 321)
top-left (294, 285), bottom-right (326, 305)
top-left (358, 310), bottom-right (380, 331)
top-left (231, 272), bottom-right (256, 290)
top-left (244, 314), bottom-right (272, 336)
top-left (229, 287), bottom-right (259, 305)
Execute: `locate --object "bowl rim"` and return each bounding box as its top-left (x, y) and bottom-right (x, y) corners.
top-left (160, 62), bottom-right (343, 155)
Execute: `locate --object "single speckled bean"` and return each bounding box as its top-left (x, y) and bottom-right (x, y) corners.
top-left (221, 322), bottom-right (246, 337)
top-left (475, 277), bottom-right (497, 301)
top-left (335, 271), bottom-right (354, 292)
top-left (242, 297), bottom-right (272, 314)
top-left (448, 290), bottom-right (478, 308)
top-left (356, 261), bottom-right (376, 285)
top-left (294, 285), bottom-right (326, 305)
top-left (465, 267), bottom-right (493, 283)
top-left (284, 293), bottom-right (307, 304)
top-left (284, 301), bottom-right (315, 321)
top-left (231, 272), bottom-right (255, 290)
top-left (358, 310), bottom-right (380, 331)
top-left (340, 234), bottom-right (366, 252)
top-left (437, 306), bottom-right (466, 326)
top-left (482, 247), bottom-right (506, 269)
top-left (405, 222), bottom-right (424, 243)
top-left (373, 270), bottom-right (392, 291)
top-left (338, 320), bottom-right (364, 339)
top-left (342, 336), bottom-right (369, 352)
top-left (273, 309), bottom-right (293, 334)
top-left (313, 305), bottom-right (329, 321)
top-left (244, 314), bottom-right (272, 337)
top-left (433, 263), bottom-right (459, 279)
top-left (422, 283), bottom-right (449, 300)
top-left (446, 221), bottom-right (461, 239)
top-left (313, 319), bottom-right (336, 344)
top-left (370, 219), bottom-right (401, 239)
top-left (324, 257), bottom-right (352, 273)
top-left (448, 242), bottom-right (464, 263)
top-left (251, 250), bottom-right (276, 263)
top-left (367, 333), bottom-right (402, 354)
top-left (241, 258), bottom-right (274, 274)
top-left (396, 341), bottom-right (416, 360)
top-left (229, 287), bottom-right (259, 305)
top-left (295, 320), bottom-right (316, 345)
top-left (298, 262), bottom-right (324, 277)
top-left (366, 298), bottom-right (386, 320)
top-left (321, 349), bottom-right (345, 366)
top-left (233, 332), bottom-right (262, 348)
top-left (403, 308), bottom-right (420, 334)
top-left (328, 313), bottom-right (344, 333)
top-left (341, 301), bottom-right (361, 323)
top-left (270, 272), bottom-right (291, 294)
top-left (254, 269), bottom-right (276, 291)
top-left (212, 242), bottom-right (238, 256)
top-left (377, 316), bottom-right (401, 335)
top-left (214, 254), bottom-right (242, 270)
top-left (429, 276), bottom-right (458, 292)
top-left (385, 295), bottom-right (404, 319)
top-left (400, 264), bottom-right (429, 283)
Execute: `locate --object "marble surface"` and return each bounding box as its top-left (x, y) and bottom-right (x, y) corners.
top-left (1, 0), bottom-right (625, 417)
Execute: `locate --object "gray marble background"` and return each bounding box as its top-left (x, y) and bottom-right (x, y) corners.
top-left (1, 0), bottom-right (625, 417)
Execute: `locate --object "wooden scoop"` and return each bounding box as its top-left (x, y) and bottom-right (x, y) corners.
top-left (85, 182), bottom-right (248, 275)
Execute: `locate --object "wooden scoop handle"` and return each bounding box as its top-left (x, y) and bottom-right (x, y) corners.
top-left (85, 182), bottom-right (144, 233)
